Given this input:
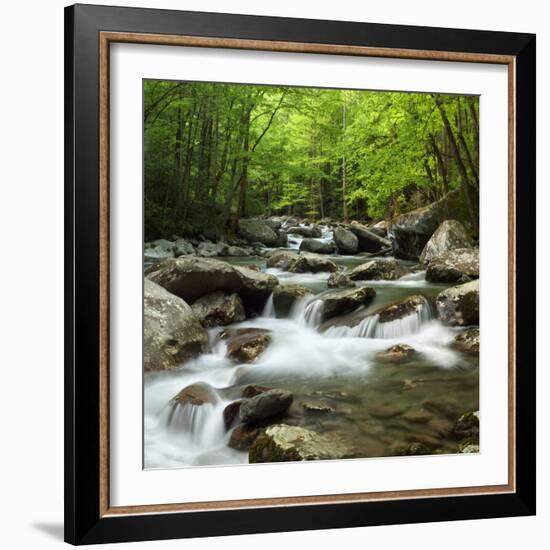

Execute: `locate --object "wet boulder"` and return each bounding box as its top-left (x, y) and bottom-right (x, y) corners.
top-left (191, 291), bottom-right (246, 327)
top-left (388, 190), bottom-right (460, 260)
top-left (299, 238), bottom-right (336, 254)
top-left (287, 225), bottom-right (320, 238)
top-left (173, 238), bottom-right (195, 257)
top-left (263, 218), bottom-right (282, 232)
top-left (226, 245), bottom-right (250, 257)
top-left (143, 280), bottom-right (208, 372)
top-left (195, 241), bottom-right (229, 257)
top-left (239, 389), bottom-right (294, 424)
top-left (349, 222), bottom-right (391, 252)
top-left (419, 220), bottom-right (473, 265)
top-left (370, 220), bottom-right (389, 238)
top-left (224, 328), bottom-right (271, 363)
top-left (288, 253), bottom-right (338, 273)
top-left (435, 279), bottom-right (479, 326)
top-left (425, 248), bottom-right (479, 283)
top-left (327, 271), bottom-right (354, 288)
top-left (237, 218), bottom-right (278, 246)
top-left (223, 400), bottom-right (244, 429)
top-left (375, 295), bottom-right (429, 323)
top-left (376, 343), bottom-right (417, 363)
top-left (249, 425), bottom-right (357, 462)
top-left (349, 258), bottom-right (409, 281)
top-left (171, 382), bottom-right (218, 406)
top-left (146, 257), bottom-right (278, 311)
top-left (333, 227), bottom-right (359, 255)
top-left (274, 232), bottom-right (288, 248)
top-left (242, 384), bottom-right (273, 398)
top-left (266, 250), bottom-right (299, 270)
top-left (228, 424), bottom-right (264, 451)
top-left (319, 286), bottom-right (376, 320)
top-left (453, 411), bottom-right (480, 439)
top-left (272, 284), bottom-right (313, 317)
top-left (451, 328), bottom-right (480, 354)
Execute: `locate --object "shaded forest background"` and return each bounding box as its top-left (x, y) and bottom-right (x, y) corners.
top-left (144, 80), bottom-right (479, 241)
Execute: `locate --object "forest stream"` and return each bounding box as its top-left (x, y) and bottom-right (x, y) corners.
top-left (144, 225), bottom-right (479, 468)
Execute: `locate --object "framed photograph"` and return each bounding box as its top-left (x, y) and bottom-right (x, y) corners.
top-left (64, 3), bottom-right (536, 545)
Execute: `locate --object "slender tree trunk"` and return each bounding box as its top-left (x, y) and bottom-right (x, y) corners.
top-left (432, 95), bottom-right (478, 231)
top-left (342, 97), bottom-right (349, 223)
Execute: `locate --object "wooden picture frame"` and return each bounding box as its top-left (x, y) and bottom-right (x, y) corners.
top-left (65, 3), bottom-right (536, 545)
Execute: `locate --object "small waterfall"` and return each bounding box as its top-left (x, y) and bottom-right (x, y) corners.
top-left (325, 297), bottom-right (433, 339)
top-left (262, 293), bottom-right (276, 318)
top-left (302, 299), bottom-right (325, 328)
top-left (163, 399), bottom-right (227, 447)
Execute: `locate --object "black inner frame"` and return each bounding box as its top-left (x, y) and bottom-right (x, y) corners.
top-left (65, 4), bottom-right (536, 545)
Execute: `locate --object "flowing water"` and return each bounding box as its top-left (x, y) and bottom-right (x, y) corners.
top-left (144, 230), bottom-right (478, 469)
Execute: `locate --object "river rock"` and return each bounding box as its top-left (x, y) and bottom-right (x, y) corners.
top-left (223, 400), bottom-right (244, 429)
top-left (419, 220), bottom-right (473, 265)
top-left (370, 220), bottom-right (389, 237)
top-left (376, 343), bottom-right (417, 363)
top-left (274, 232), bottom-right (288, 248)
top-left (333, 227), bottom-right (359, 255)
top-left (266, 250), bottom-right (299, 270)
top-left (143, 280), bottom-right (208, 372)
top-left (173, 238), bottom-right (195, 256)
top-left (242, 384), bottom-right (273, 398)
top-left (426, 248), bottom-right (479, 283)
top-left (263, 218), bottom-right (282, 232)
top-left (239, 389), bottom-right (294, 424)
top-left (171, 382), bottom-right (217, 406)
top-left (287, 226), bottom-right (317, 238)
top-left (249, 425), bottom-right (357, 462)
top-left (319, 286), bottom-right (376, 320)
top-left (288, 253), bottom-right (338, 273)
top-left (196, 241), bottom-right (229, 257)
top-left (388, 190), bottom-right (461, 260)
top-left (146, 257), bottom-right (278, 310)
top-left (391, 442), bottom-right (432, 456)
top-left (225, 328), bottom-right (271, 363)
top-left (144, 239), bottom-right (175, 261)
top-left (327, 271), bottom-right (354, 288)
top-left (299, 238), bottom-right (336, 254)
top-left (228, 424), bottom-right (263, 450)
top-left (191, 291), bottom-right (245, 327)
top-left (272, 284), bottom-right (313, 317)
top-left (237, 218), bottom-right (278, 246)
top-left (349, 258), bottom-right (409, 281)
top-left (226, 245), bottom-right (250, 257)
top-left (451, 328), bottom-right (480, 353)
top-left (376, 295), bottom-right (429, 323)
top-left (435, 279), bottom-right (479, 326)
top-left (453, 411), bottom-right (480, 439)
top-left (349, 222), bottom-right (391, 252)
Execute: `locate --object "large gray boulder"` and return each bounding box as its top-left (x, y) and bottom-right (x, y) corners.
top-left (249, 425), bottom-right (356, 462)
top-left (196, 241), bottom-right (229, 257)
top-left (173, 238), bottom-right (195, 257)
top-left (289, 253), bottom-right (338, 273)
top-left (273, 284), bottom-right (313, 317)
top-left (451, 328), bottom-right (480, 353)
top-left (349, 223), bottom-right (391, 252)
top-left (191, 291), bottom-right (245, 327)
top-left (419, 220), bottom-right (473, 265)
top-left (388, 190), bottom-right (460, 260)
top-left (143, 280), bottom-right (208, 372)
top-left (327, 271), bottom-right (354, 288)
top-left (299, 238), bottom-right (336, 254)
top-left (426, 248), bottom-right (479, 283)
top-left (239, 389), bottom-right (294, 424)
top-left (237, 219), bottom-right (278, 246)
top-left (435, 279), bottom-right (479, 326)
top-left (146, 257), bottom-right (278, 310)
top-left (318, 287), bottom-right (376, 320)
top-left (287, 225), bottom-right (321, 238)
top-left (266, 250), bottom-right (299, 270)
top-left (349, 258), bottom-right (409, 281)
top-left (333, 227), bottom-right (359, 255)
top-left (370, 220), bottom-right (389, 238)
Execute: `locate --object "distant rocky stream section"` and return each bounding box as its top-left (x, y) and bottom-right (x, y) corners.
top-left (143, 194), bottom-right (480, 468)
